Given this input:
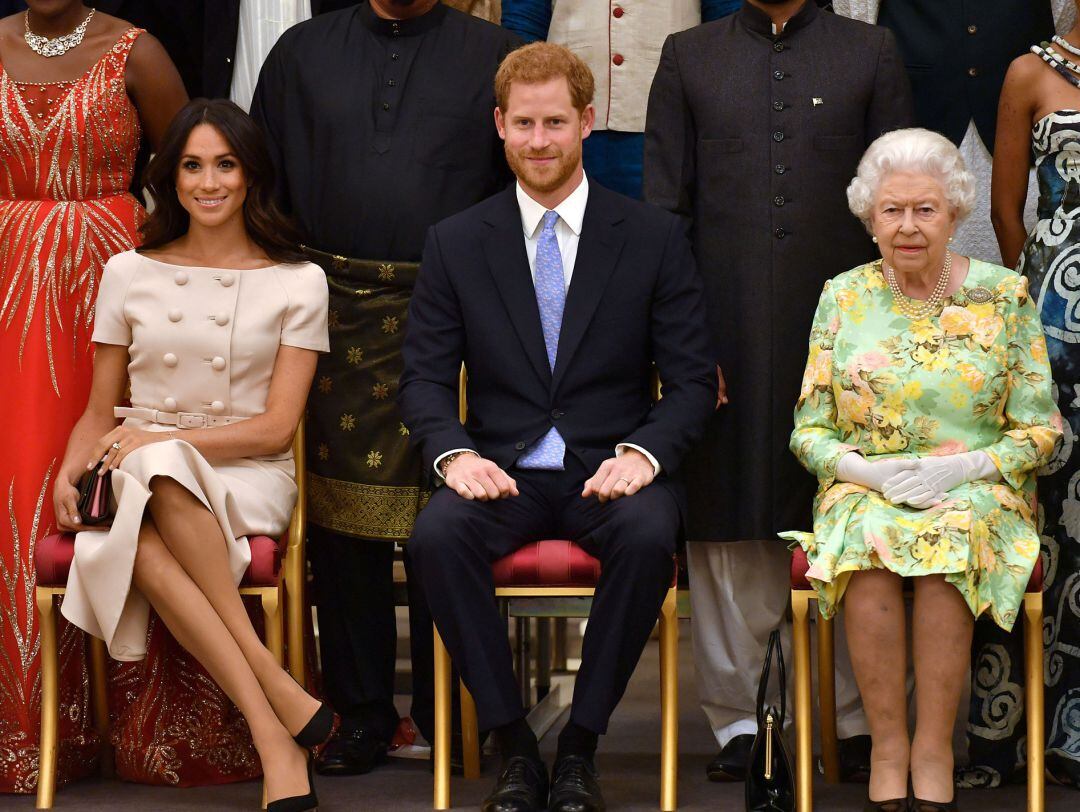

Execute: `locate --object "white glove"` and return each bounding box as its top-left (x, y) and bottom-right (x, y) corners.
top-left (881, 451), bottom-right (1001, 509)
top-left (835, 453), bottom-right (918, 493)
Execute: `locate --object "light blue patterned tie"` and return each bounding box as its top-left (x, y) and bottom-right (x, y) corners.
top-left (518, 210), bottom-right (567, 470)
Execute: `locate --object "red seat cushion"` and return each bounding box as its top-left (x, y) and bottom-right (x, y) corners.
top-left (35, 532), bottom-right (282, 588)
top-left (790, 546), bottom-right (1044, 593)
top-left (492, 540), bottom-right (602, 588)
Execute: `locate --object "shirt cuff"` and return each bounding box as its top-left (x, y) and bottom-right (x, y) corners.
top-left (616, 443), bottom-right (662, 476)
top-left (433, 448), bottom-right (477, 481)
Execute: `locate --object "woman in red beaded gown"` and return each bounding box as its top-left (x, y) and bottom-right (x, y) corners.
top-left (0, 1), bottom-right (266, 794)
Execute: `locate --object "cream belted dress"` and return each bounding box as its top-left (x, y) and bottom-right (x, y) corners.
top-left (61, 251), bottom-right (329, 661)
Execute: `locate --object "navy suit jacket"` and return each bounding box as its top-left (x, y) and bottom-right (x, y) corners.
top-left (399, 180), bottom-right (716, 515)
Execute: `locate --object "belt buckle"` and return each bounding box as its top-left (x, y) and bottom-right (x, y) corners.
top-left (176, 412), bottom-right (207, 429)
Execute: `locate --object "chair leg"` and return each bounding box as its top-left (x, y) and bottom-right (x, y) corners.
top-left (791, 590), bottom-right (814, 812)
top-left (284, 551), bottom-right (306, 686)
top-left (262, 588), bottom-right (284, 667)
top-left (1024, 592), bottom-right (1045, 812)
top-left (659, 587), bottom-right (679, 812)
top-left (817, 610), bottom-right (840, 783)
top-left (553, 617), bottom-right (568, 672)
top-left (460, 680), bottom-right (481, 779)
top-left (35, 589), bottom-right (59, 810)
top-left (88, 636), bottom-right (113, 778)
top-left (434, 624), bottom-right (453, 810)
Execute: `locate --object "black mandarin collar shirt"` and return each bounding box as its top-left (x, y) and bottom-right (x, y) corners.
top-left (738, 0), bottom-right (819, 40)
top-left (251, 2), bottom-right (520, 262)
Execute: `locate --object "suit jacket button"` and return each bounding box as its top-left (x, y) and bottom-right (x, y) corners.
top-left (515, 441), bottom-right (527, 451)
top-left (551, 409), bottom-right (564, 419)
top-left (775, 227), bottom-right (787, 239)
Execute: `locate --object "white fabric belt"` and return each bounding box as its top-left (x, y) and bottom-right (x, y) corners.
top-left (114, 406), bottom-right (248, 429)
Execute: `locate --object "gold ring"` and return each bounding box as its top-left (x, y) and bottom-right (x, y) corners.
top-left (111, 442), bottom-right (122, 451)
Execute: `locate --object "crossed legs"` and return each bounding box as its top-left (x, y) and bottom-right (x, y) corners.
top-left (131, 476), bottom-right (320, 803)
top-left (844, 570), bottom-right (973, 804)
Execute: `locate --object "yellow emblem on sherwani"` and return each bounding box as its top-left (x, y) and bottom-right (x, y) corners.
top-left (381, 316), bottom-right (400, 334)
top-left (340, 414), bottom-right (357, 431)
top-left (366, 451), bottom-right (383, 468)
top-left (372, 383), bottom-right (390, 400)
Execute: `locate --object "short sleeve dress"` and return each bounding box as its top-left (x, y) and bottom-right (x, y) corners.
top-left (780, 259), bottom-right (1063, 631)
top-left (61, 251), bottom-right (329, 660)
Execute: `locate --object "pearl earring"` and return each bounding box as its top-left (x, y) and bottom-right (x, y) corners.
top-left (872, 236), bottom-right (878, 243)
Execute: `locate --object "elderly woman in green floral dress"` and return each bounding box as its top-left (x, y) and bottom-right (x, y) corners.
top-left (782, 128), bottom-right (1063, 812)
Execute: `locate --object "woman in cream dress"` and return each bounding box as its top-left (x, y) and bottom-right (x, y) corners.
top-left (51, 99), bottom-right (331, 812)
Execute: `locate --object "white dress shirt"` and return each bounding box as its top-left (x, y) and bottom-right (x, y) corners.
top-left (230, 0), bottom-right (312, 112)
top-left (434, 174), bottom-right (660, 479)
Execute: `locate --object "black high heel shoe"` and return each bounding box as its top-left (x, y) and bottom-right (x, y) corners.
top-left (267, 757), bottom-right (318, 812)
top-left (864, 798), bottom-right (910, 811)
top-left (293, 702), bottom-right (337, 750)
top-left (911, 798), bottom-right (957, 811)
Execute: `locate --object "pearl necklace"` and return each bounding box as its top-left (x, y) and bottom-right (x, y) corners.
top-left (884, 252), bottom-right (952, 320)
top-left (24, 9), bottom-right (95, 58)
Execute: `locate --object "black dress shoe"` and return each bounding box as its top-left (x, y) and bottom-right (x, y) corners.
top-left (706, 734), bottom-right (754, 782)
top-left (314, 727), bottom-right (388, 776)
top-left (482, 756), bottom-right (549, 812)
top-left (548, 755), bottom-right (605, 812)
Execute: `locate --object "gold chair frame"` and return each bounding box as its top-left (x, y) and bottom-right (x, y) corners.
top-left (35, 425), bottom-right (308, 809)
top-left (790, 582), bottom-right (1045, 812)
top-left (431, 368), bottom-right (679, 810)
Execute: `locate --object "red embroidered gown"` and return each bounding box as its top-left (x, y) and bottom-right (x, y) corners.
top-left (0, 28), bottom-right (258, 792)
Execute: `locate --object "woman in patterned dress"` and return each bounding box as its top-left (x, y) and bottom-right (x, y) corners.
top-left (783, 128), bottom-right (1062, 811)
top-left (0, 0), bottom-right (186, 794)
top-left (981, 4), bottom-right (1080, 788)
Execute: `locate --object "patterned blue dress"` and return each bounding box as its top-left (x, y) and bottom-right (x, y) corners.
top-left (964, 108), bottom-right (1080, 787)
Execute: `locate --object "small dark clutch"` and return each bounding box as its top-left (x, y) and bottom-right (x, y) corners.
top-left (77, 462), bottom-right (115, 526)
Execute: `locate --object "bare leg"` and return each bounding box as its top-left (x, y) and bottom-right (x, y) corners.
top-left (844, 569), bottom-right (909, 802)
top-left (911, 575), bottom-right (972, 804)
top-left (132, 519), bottom-right (310, 803)
top-left (146, 476), bottom-right (320, 735)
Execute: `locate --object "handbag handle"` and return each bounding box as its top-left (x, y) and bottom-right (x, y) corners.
top-left (755, 628), bottom-right (787, 728)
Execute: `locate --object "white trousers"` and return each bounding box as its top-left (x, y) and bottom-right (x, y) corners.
top-left (687, 539), bottom-right (869, 748)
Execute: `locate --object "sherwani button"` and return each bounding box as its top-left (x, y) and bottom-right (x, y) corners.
top-left (215, 312), bottom-right (230, 326)
top-left (168, 309), bottom-right (182, 322)
top-left (163, 353), bottom-right (178, 367)
top-left (211, 356), bottom-right (227, 371)
top-left (163, 397), bottom-right (177, 411)
top-left (220, 273), bottom-right (235, 287)
top-left (174, 271), bottom-right (189, 286)
top-left (211, 400), bottom-right (225, 413)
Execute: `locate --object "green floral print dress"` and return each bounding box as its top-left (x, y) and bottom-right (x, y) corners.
top-left (780, 259), bottom-right (1063, 631)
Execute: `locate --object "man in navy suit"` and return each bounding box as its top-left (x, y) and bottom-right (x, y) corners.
top-left (399, 42), bottom-right (715, 812)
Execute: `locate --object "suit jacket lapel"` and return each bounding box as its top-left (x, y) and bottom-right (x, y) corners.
top-left (483, 190), bottom-right (552, 388)
top-left (551, 194), bottom-right (625, 395)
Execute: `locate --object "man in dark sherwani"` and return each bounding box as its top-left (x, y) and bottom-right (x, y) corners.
top-left (643, 0), bottom-right (914, 783)
top-left (251, 0), bottom-right (521, 777)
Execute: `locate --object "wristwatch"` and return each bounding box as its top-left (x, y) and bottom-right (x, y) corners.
top-left (439, 450), bottom-right (479, 478)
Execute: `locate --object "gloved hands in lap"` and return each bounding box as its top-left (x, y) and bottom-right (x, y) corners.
top-left (836, 451), bottom-right (1001, 510)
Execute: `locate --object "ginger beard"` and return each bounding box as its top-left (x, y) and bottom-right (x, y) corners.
top-left (504, 138), bottom-right (581, 195)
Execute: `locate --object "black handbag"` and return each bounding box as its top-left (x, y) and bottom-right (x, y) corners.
top-left (76, 461), bottom-right (115, 526)
top-left (745, 629), bottom-right (795, 812)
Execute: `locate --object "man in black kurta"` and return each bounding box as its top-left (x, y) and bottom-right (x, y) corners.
top-left (643, 0), bottom-right (914, 780)
top-left (250, 0), bottom-right (520, 774)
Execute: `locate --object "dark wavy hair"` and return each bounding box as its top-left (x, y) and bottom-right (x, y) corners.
top-left (139, 98), bottom-right (307, 263)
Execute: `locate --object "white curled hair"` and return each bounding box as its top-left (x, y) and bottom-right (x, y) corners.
top-left (846, 128), bottom-right (976, 232)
